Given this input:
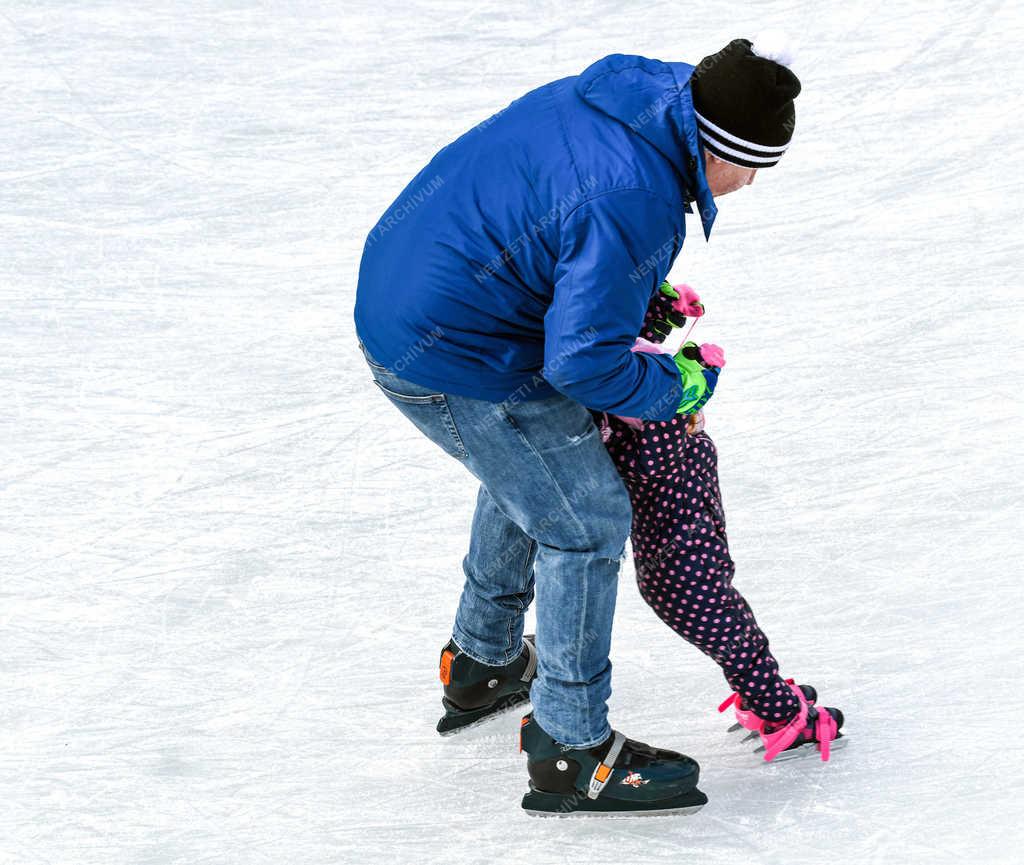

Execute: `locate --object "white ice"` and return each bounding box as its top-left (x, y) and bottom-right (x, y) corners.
top-left (2, 2), bottom-right (1023, 863)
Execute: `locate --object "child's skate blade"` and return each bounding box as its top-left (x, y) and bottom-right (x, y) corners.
top-left (522, 786), bottom-right (708, 818)
top-left (725, 722), bottom-right (743, 733)
top-left (753, 735), bottom-right (848, 762)
top-left (436, 691), bottom-right (530, 736)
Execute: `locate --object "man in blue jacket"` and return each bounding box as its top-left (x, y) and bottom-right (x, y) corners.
top-left (355, 38), bottom-right (801, 815)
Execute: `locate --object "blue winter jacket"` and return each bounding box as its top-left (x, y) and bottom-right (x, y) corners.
top-left (354, 54), bottom-right (717, 420)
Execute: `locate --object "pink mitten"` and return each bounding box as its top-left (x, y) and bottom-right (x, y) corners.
top-left (670, 284), bottom-right (704, 318)
top-left (698, 342), bottom-right (726, 368)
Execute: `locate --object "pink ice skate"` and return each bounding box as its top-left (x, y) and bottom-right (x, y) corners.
top-left (719, 682), bottom-right (845, 761)
top-left (717, 678), bottom-right (813, 739)
top-left (756, 683), bottom-right (844, 762)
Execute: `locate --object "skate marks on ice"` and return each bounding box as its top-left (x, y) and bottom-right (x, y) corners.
top-left (3, 0), bottom-right (1024, 863)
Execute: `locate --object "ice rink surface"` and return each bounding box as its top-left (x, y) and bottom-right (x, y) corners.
top-left (2, 1), bottom-right (1023, 863)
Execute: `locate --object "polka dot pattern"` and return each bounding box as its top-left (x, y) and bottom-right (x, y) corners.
top-left (639, 288), bottom-right (678, 344)
top-left (601, 412), bottom-right (798, 723)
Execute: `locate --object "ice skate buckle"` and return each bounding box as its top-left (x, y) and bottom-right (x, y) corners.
top-left (586, 731), bottom-right (625, 800)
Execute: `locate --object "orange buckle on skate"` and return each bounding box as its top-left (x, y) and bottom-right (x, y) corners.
top-left (519, 716), bottom-right (529, 752)
top-left (439, 650), bottom-right (454, 685)
top-left (587, 731), bottom-right (625, 800)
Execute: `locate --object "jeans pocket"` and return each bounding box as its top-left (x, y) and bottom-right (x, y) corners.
top-left (372, 379), bottom-right (443, 405)
top-left (501, 396), bottom-right (599, 453)
top-left (567, 415), bottom-right (600, 445)
top-left (358, 341), bottom-right (390, 373)
top-left (371, 379), bottom-right (469, 460)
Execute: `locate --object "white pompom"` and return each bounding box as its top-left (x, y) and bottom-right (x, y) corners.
top-left (751, 29), bottom-right (796, 68)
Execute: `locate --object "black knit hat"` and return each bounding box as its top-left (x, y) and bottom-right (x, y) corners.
top-left (690, 35), bottom-right (802, 169)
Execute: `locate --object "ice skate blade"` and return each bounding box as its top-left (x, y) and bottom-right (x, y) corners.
top-left (754, 736), bottom-right (848, 762)
top-left (436, 692), bottom-right (531, 737)
top-left (524, 803), bottom-right (705, 819)
top-left (522, 786), bottom-right (707, 818)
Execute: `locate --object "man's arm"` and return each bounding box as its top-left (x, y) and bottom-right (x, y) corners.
top-left (542, 189), bottom-right (683, 420)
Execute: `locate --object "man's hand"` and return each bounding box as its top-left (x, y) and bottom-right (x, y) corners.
top-left (673, 341), bottom-right (725, 414)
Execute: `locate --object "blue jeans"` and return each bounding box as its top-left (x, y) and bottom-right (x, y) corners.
top-left (359, 342), bottom-right (632, 747)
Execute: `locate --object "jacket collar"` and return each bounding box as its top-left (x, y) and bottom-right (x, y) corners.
top-left (667, 62), bottom-right (718, 241)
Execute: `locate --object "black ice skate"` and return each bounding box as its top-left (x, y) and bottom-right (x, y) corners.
top-left (518, 713), bottom-right (707, 817)
top-left (436, 636), bottom-right (537, 735)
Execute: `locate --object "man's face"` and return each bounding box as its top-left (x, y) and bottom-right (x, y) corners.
top-left (703, 149), bottom-right (757, 197)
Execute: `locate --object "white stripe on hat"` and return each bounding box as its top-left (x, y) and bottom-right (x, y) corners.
top-left (699, 131), bottom-right (785, 165)
top-left (700, 141), bottom-right (767, 169)
top-left (694, 109), bottom-right (789, 154)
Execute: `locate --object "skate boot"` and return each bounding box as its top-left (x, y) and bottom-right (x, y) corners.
top-left (717, 680), bottom-right (817, 743)
top-left (435, 636), bottom-right (537, 735)
top-left (519, 713), bottom-right (707, 817)
top-left (752, 683), bottom-right (845, 762)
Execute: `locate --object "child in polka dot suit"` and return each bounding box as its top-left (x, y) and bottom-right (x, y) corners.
top-left (596, 282), bottom-right (846, 762)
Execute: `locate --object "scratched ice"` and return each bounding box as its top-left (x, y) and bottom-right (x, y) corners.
top-left (2, 2), bottom-right (1022, 864)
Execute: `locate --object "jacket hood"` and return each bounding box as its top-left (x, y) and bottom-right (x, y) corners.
top-left (575, 54), bottom-right (717, 241)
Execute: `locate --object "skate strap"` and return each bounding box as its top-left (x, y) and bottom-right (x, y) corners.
top-left (587, 731), bottom-right (625, 800)
top-left (762, 684), bottom-right (810, 762)
top-left (520, 637), bottom-right (538, 684)
top-left (815, 708), bottom-right (838, 762)
top-left (717, 693), bottom-right (740, 713)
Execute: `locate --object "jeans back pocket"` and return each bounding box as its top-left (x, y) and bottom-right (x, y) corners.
top-left (369, 378), bottom-right (469, 461)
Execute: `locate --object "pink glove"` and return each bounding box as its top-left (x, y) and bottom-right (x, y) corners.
top-left (698, 343), bottom-right (726, 368)
top-left (669, 284), bottom-right (704, 318)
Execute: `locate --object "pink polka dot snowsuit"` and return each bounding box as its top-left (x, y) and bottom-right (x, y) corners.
top-left (598, 293), bottom-right (798, 723)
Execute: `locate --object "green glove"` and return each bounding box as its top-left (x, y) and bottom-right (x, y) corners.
top-left (672, 342), bottom-right (722, 414)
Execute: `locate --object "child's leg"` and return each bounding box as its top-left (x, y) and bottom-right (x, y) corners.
top-left (605, 417), bottom-right (798, 724)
